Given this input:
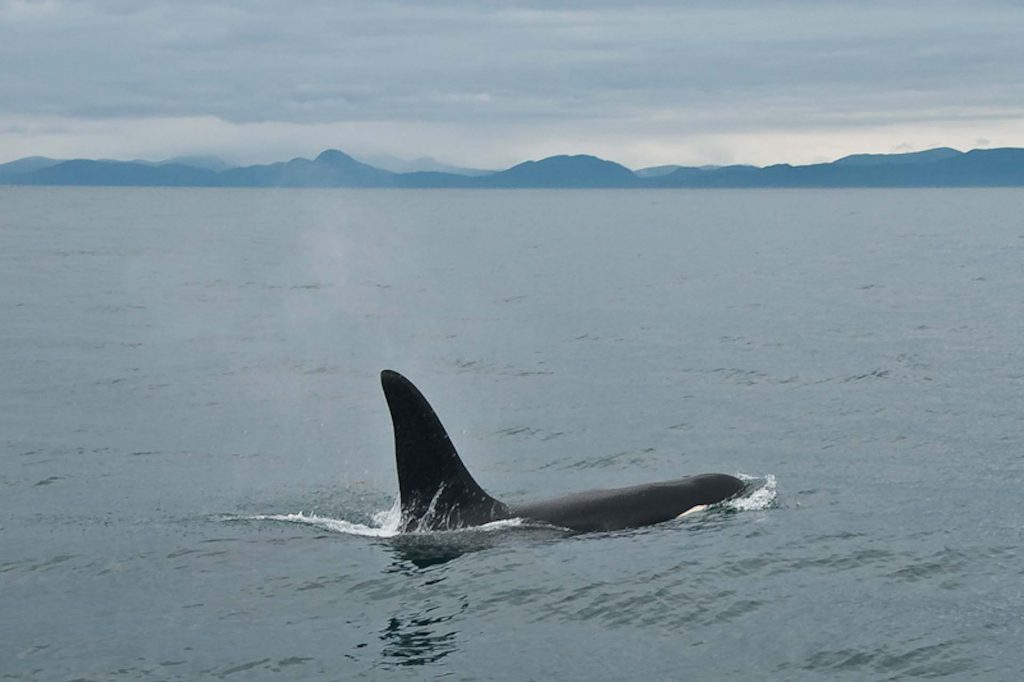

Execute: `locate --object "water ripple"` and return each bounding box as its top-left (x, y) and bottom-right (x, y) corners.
top-left (802, 637), bottom-right (975, 677)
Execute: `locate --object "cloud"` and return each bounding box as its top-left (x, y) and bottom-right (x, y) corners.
top-left (2, 1), bottom-right (1024, 165)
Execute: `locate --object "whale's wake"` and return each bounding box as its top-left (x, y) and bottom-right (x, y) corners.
top-left (239, 499), bottom-right (403, 538)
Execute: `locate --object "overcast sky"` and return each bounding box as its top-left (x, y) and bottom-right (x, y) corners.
top-left (2, 0), bottom-right (1023, 168)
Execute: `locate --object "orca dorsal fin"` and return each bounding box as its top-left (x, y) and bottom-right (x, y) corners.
top-left (380, 370), bottom-right (508, 531)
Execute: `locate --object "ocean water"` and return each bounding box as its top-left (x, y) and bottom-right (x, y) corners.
top-left (2, 186), bottom-right (1022, 680)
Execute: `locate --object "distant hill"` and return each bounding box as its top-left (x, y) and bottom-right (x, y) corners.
top-left (150, 155), bottom-right (234, 172)
top-left (634, 163), bottom-right (755, 178)
top-left (5, 145), bottom-right (1024, 188)
top-left (634, 165), bottom-right (686, 178)
top-left (649, 148), bottom-right (1024, 188)
top-left (359, 153), bottom-right (492, 176)
top-left (390, 154), bottom-right (639, 188)
top-left (475, 155), bottom-right (638, 188)
top-left (833, 147), bottom-right (963, 166)
top-left (218, 149), bottom-right (394, 187)
top-left (9, 159), bottom-right (221, 186)
top-left (0, 156), bottom-right (63, 177)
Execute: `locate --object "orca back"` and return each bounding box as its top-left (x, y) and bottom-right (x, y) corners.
top-left (510, 473), bottom-right (746, 533)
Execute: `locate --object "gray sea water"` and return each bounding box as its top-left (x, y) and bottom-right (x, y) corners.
top-left (2, 186), bottom-right (1023, 680)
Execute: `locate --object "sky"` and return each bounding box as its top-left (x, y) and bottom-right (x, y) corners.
top-left (2, 0), bottom-right (1024, 169)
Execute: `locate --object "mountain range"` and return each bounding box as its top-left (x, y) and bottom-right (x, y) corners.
top-left (3, 147), bottom-right (1024, 188)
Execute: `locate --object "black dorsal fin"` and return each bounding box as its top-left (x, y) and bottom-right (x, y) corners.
top-left (380, 370), bottom-right (508, 531)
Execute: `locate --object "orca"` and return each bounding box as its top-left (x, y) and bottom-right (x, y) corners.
top-left (381, 369), bottom-right (747, 533)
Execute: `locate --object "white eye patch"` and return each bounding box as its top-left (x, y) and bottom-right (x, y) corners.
top-left (676, 504), bottom-right (710, 519)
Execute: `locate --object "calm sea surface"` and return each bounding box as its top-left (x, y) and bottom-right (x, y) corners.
top-left (2, 187), bottom-right (1023, 680)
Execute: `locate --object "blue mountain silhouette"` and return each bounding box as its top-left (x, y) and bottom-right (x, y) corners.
top-left (4, 146), bottom-right (1024, 188)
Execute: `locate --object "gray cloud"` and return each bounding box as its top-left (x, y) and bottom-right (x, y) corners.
top-left (2, 0), bottom-right (1024, 165)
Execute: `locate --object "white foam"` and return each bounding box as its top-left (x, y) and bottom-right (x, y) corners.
top-left (726, 473), bottom-right (777, 511)
top-left (236, 498), bottom-right (540, 538)
top-left (242, 511), bottom-right (400, 537)
top-left (474, 517), bottom-right (532, 531)
top-left (371, 497), bottom-right (403, 533)
top-left (240, 497), bottom-right (404, 538)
